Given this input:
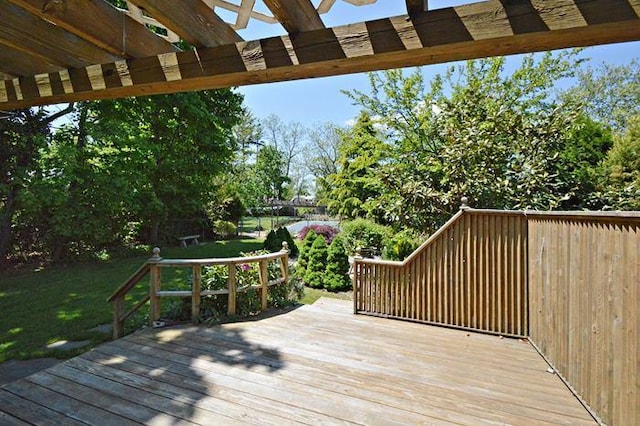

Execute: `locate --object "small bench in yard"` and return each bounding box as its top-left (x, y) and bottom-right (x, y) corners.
top-left (178, 234), bottom-right (200, 248)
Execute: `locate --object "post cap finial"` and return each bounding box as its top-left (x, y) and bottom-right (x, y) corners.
top-left (460, 196), bottom-right (469, 209)
top-left (151, 247), bottom-right (161, 260)
top-left (281, 241), bottom-right (290, 252)
top-left (355, 247), bottom-right (362, 258)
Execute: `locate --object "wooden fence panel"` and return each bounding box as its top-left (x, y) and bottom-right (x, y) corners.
top-left (354, 209), bottom-right (528, 336)
top-left (528, 213), bottom-right (640, 426)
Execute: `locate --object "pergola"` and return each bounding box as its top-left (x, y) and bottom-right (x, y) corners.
top-left (1, 0), bottom-right (639, 110)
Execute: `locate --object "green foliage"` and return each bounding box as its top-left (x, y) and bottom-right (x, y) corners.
top-left (263, 227), bottom-right (298, 256)
top-left (325, 112), bottom-right (388, 221)
top-left (331, 52), bottom-right (618, 233)
top-left (324, 237), bottom-right (351, 291)
top-left (263, 229), bottom-right (279, 251)
top-left (598, 115), bottom-right (640, 209)
top-left (213, 220), bottom-right (237, 238)
top-left (255, 145), bottom-right (289, 201)
top-left (341, 218), bottom-right (391, 255)
top-left (275, 226), bottom-right (298, 257)
top-left (304, 236), bottom-right (328, 289)
top-left (382, 229), bottom-right (421, 261)
top-left (560, 59), bottom-right (640, 131)
top-left (296, 229), bottom-right (317, 274)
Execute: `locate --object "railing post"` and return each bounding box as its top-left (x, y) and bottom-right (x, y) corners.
top-left (149, 247), bottom-right (162, 325)
top-left (112, 296), bottom-right (125, 339)
top-left (280, 241), bottom-right (290, 285)
top-left (192, 265), bottom-right (202, 323)
top-left (259, 260), bottom-right (268, 311)
top-left (227, 263), bottom-right (237, 316)
top-left (353, 247), bottom-right (363, 314)
top-left (460, 196), bottom-right (469, 210)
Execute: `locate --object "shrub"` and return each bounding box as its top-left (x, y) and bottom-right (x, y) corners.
top-left (324, 237), bottom-right (351, 291)
top-left (382, 229), bottom-right (422, 261)
top-left (304, 235), bottom-right (328, 289)
top-left (213, 220), bottom-right (236, 238)
top-left (263, 229), bottom-right (279, 252)
top-left (341, 218), bottom-right (391, 255)
top-left (296, 229), bottom-right (317, 274)
top-left (297, 224), bottom-right (340, 245)
top-left (275, 226), bottom-right (298, 257)
top-left (263, 227), bottom-right (298, 256)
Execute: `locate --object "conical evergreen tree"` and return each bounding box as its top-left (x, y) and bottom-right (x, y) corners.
top-left (304, 235), bottom-right (328, 289)
top-left (324, 237), bottom-right (351, 291)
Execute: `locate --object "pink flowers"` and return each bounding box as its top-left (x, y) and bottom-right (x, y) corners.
top-left (241, 263), bottom-right (251, 272)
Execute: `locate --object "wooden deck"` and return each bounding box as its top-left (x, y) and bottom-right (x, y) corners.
top-left (0, 298), bottom-right (594, 425)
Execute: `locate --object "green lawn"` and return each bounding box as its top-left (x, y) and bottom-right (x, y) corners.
top-left (237, 216), bottom-right (299, 233)
top-left (0, 239), bottom-right (263, 363)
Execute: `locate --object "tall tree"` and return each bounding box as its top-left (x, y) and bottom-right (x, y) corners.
top-left (0, 105), bottom-right (74, 261)
top-left (262, 114), bottom-right (306, 180)
top-left (254, 145), bottom-right (289, 201)
top-left (561, 59), bottom-right (640, 131)
top-left (308, 122), bottom-right (342, 200)
top-left (87, 90), bottom-right (243, 244)
top-left (325, 112), bottom-right (388, 221)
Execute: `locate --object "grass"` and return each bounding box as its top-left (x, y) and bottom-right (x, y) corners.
top-left (237, 216), bottom-right (300, 233)
top-left (0, 239), bottom-right (263, 363)
top-left (300, 287), bottom-right (352, 305)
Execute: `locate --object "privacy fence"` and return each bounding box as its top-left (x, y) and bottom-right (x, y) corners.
top-left (353, 206), bottom-right (639, 426)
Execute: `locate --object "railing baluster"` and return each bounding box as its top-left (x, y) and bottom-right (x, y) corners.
top-left (227, 263), bottom-right (237, 316)
top-left (192, 265), bottom-right (202, 322)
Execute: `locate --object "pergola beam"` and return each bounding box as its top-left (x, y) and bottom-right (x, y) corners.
top-left (127, 0), bottom-right (242, 48)
top-left (0, 1), bottom-right (120, 70)
top-left (6, 0), bottom-right (177, 58)
top-left (0, 43), bottom-right (63, 77)
top-left (263, 0), bottom-right (325, 34)
top-left (1, 0), bottom-right (639, 109)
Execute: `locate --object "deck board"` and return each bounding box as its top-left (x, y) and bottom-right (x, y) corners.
top-left (1, 298), bottom-right (595, 425)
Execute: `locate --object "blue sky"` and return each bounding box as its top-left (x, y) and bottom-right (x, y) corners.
top-left (233, 1), bottom-right (640, 127)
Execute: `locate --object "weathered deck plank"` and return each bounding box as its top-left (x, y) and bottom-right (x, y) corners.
top-left (0, 298), bottom-right (594, 425)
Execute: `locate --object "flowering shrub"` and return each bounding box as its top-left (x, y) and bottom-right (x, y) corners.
top-left (297, 224), bottom-right (340, 245)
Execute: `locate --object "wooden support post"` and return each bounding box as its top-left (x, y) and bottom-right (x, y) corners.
top-left (353, 248), bottom-right (363, 314)
top-left (149, 247), bottom-right (162, 325)
top-left (280, 242), bottom-right (289, 285)
top-left (112, 296), bottom-right (125, 339)
top-left (259, 260), bottom-right (268, 311)
top-left (227, 263), bottom-right (237, 316)
top-left (191, 265), bottom-right (202, 323)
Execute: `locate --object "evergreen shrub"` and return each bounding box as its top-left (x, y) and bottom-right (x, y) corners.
top-left (297, 229), bottom-right (317, 274)
top-left (304, 235), bottom-right (328, 288)
top-left (324, 237), bottom-right (351, 291)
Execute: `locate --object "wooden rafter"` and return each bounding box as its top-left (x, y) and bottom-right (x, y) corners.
top-left (0, 1), bottom-right (120, 69)
top-left (5, 0), bottom-right (177, 58)
top-left (0, 43), bottom-right (63, 77)
top-left (406, 0), bottom-right (428, 16)
top-left (263, 0), bottom-right (325, 34)
top-left (127, 0), bottom-right (242, 48)
top-left (1, 0), bottom-right (640, 109)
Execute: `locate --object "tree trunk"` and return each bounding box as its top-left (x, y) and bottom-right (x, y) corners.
top-left (0, 186), bottom-right (17, 260)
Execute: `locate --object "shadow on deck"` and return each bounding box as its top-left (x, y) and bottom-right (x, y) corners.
top-left (0, 298), bottom-right (594, 425)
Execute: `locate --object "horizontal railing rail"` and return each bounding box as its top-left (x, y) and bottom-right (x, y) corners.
top-left (108, 243), bottom-right (289, 339)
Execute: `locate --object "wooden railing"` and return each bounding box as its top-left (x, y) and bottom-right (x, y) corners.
top-left (353, 205), bottom-right (529, 337)
top-left (108, 243), bottom-right (289, 339)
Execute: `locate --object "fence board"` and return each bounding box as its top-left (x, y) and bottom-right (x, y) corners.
top-left (528, 214), bottom-right (640, 426)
